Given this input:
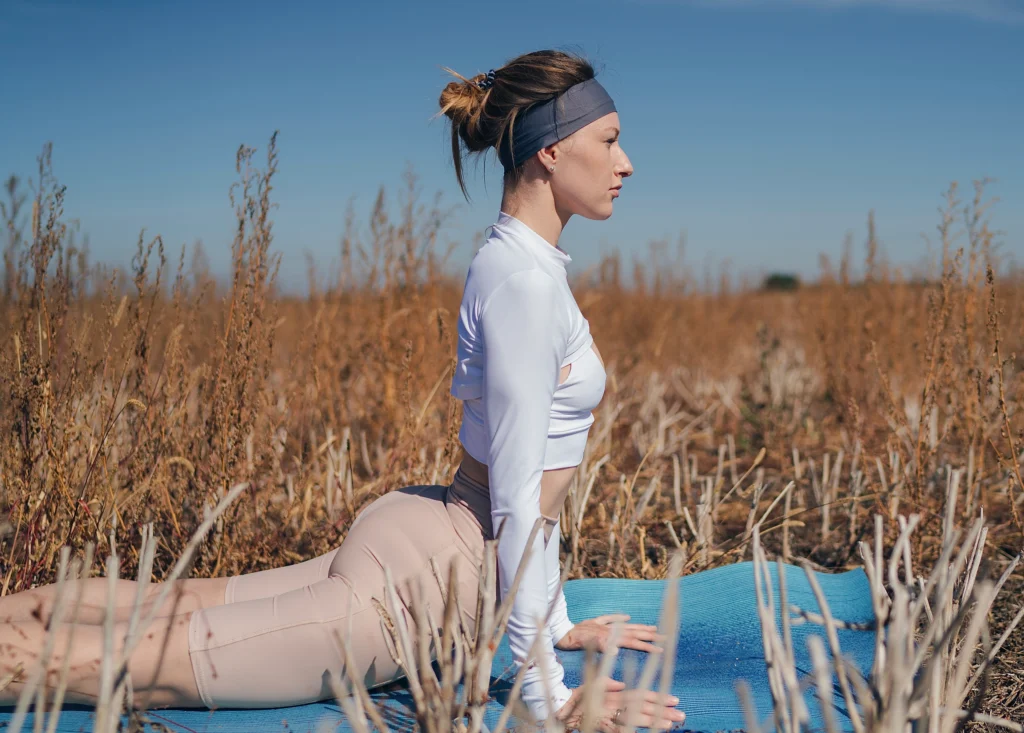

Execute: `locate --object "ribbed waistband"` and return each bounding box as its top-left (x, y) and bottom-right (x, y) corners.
top-left (445, 466), bottom-right (494, 541)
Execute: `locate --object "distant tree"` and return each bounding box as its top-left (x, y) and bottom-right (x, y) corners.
top-left (762, 272), bottom-right (801, 291)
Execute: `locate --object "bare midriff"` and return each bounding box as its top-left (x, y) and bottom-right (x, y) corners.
top-left (456, 343), bottom-right (604, 540)
top-left (458, 451), bottom-right (577, 532)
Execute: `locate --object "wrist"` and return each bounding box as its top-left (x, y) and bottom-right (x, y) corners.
top-left (553, 626), bottom-right (574, 650)
top-left (554, 687), bottom-right (577, 723)
top-left (524, 678), bottom-right (573, 723)
top-left (551, 619), bottom-right (576, 649)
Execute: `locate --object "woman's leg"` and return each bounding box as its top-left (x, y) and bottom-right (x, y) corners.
top-left (1, 544), bottom-right (367, 708)
top-left (225, 547), bottom-right (341, 604)
top-left (0, 578), bottom-right (229, 626)
top-left (1, 486), bottom-right (477, 711)
top-left (187, 485), bottom-right (478, 709)
top-left (0, 546), bottom-right (343, 627)
top-left (0, 609), bottom-right (203, 709)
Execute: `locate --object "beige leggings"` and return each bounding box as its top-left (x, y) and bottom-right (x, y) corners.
top-left (187, 469), bottom-right (498, 709)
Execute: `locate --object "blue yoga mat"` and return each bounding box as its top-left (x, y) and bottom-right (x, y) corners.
top-left (1, 561), bottom-right (875, 733)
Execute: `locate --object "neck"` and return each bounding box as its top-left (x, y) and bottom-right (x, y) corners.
top-left (500, 180), bottom-right (571, 249)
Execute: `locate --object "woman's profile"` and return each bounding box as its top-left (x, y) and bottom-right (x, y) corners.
top-left (1, 49), bottom-right (685, 732)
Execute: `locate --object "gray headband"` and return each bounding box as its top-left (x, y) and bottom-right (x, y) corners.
top-left (497, 77), bottom-right (617, 170)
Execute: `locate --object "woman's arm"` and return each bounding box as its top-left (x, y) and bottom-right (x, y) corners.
top-left (480, 267), bottom-right (573, 722)
top-left (545, 517), bottom-right (575, 648)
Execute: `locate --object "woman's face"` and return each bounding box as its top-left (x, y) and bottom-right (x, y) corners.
top-left (550, 112), bottom-right (633, 220)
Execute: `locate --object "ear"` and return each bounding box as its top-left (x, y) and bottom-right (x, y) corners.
top-left (536, 142), bottom-right (560, 170)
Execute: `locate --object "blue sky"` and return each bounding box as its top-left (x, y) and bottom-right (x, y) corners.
top-left (1, 0), bottom-right (1021, 291)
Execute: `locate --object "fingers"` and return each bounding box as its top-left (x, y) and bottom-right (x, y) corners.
top-left (623, 640), bottom-right (665, 653)
top-left (593, 685), bottom-right (685, 733)
top-left (633, 713), bottom-right (681, 731)
top-left (636, 706), bottom-right (687, 730)
top-left (641, 690), bottom-right (679, 707)
top-left (600, 624), bottom-right (663, 640)
top-left (595, 617), bottom-right (662, 634)
top-left (621, 692), bottom-right (686, 729)
top-left (620, 623), bottom-right (664, 639)
top-left (630, 624), bottom-right (664, 636)
top-left (607, 689), bottom-right (679, 708)
top-left (617, 625), bottom-right (668, 653)
top-left (612, 705), bottom-right (686, 730)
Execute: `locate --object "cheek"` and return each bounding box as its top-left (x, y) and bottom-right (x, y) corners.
top-left (558, 146), bottom-right (611, 207)
top-left (587, 144), bottom-right (611, 171)
top-left (576, 148), bottom-right (609, 188)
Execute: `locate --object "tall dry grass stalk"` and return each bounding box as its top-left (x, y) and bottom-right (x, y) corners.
top-left (742, 470), bottom-right (1023, 733)
top-left (2, 140), bottom-right (1022, 729)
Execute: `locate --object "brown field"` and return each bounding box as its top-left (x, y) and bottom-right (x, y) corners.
top-left (1, 138), bottom-right (1022, 731)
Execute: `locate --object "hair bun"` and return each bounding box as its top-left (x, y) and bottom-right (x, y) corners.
top-left (438, 73), bottom-right (492, 152)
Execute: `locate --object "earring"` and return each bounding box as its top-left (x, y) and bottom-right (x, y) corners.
top-left (549, 165), bottom-right (555, 172)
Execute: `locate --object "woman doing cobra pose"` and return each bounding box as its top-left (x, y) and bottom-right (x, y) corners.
top-left (0, 49), bottom-right (684, 732)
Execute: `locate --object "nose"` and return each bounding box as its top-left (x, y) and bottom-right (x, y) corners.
top-left (617, 150), bottom-right (634, 179)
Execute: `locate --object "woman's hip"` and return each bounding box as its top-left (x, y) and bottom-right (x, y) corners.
top-left (223, 479), bottom-right (491, 610)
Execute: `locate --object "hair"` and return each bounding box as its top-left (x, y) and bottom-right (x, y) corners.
top-left (437, 49), bottom-right (597, 202)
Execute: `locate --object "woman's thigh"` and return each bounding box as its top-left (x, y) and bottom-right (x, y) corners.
top-left (188, 548), bottom-right (467, 708)
top-left (189, 573), bottom-right (383, 708)
top-left (225, 547), bottom-right (341, 604)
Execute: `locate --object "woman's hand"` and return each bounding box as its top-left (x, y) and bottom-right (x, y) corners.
top-left (554, 676), bottom-right (685, 732)
top-left (554, 614), bottom-right (665, 654)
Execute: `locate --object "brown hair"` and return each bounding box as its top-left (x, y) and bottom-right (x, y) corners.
top-left (437, 49), bottom-right (597, 202)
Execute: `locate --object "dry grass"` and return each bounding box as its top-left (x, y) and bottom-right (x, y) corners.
top-left (1, 137), bottom-right (1022, 731)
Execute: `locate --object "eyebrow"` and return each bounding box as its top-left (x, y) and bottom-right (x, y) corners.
top-left (606, 126), bottom-right (620, 135)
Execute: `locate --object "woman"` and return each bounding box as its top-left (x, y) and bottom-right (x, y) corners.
top-left (0, 49), bottom-right (685, 732)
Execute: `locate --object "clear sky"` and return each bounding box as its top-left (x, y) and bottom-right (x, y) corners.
top-left (2, 0), bottom-right (1021, 292)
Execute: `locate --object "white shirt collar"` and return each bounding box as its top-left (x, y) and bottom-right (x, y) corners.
top-left (494, 210), bottom-right (572, 268)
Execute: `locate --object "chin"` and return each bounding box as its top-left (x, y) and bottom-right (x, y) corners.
top-left (580, 203), bottom-right (614, 221)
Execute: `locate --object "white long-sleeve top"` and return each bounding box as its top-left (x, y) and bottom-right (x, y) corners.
top-left (450, 211), bottom-right (607, 722)
top-left (544, 514), bottom-right (576, 649)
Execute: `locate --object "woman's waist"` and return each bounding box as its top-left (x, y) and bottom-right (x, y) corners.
top-left (451, 452), bottom-right (576, 524)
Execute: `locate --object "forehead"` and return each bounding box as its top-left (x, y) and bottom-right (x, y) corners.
top-left (589, 111), bottom-right (620, 134)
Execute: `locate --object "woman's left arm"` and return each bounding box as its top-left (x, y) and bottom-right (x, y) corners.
top-left (544, 517), bottom-right (576, 649)
top-left (546, 520), bottom-right (665, 655)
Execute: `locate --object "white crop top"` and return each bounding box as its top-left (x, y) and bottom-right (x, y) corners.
top-left (450, 211), bottom-right (607, 721)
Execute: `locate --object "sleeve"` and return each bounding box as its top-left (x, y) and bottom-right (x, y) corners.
top-left (545, 517), bottom-right (575, 647)
top-left (480, 268), bottom-right (574, 722)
